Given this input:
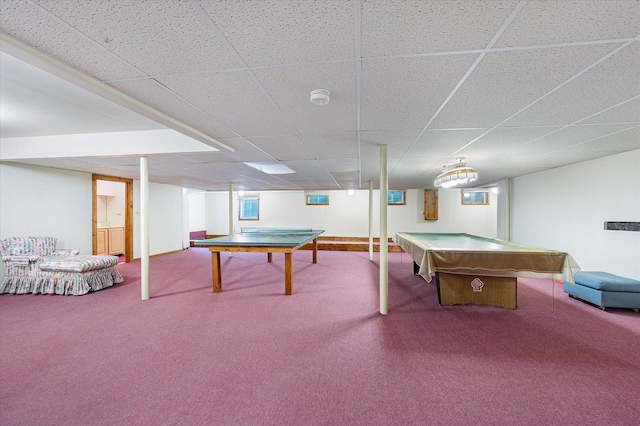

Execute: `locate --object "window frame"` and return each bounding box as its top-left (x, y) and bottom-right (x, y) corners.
top-left (387, 190), bottom-right (406, 205)
top-left (461, 190), bottom-right (490, 205)
top-left (238, 198), bottom-right (260, 220)
top-left (306, 194), bottom-right (330, 205)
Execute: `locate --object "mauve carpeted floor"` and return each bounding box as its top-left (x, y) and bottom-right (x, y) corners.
top-left (1, 248), bottom-right (639, 426)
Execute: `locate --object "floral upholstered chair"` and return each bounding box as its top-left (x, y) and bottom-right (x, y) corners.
top-left (0, 237), bottom-right (123, 295)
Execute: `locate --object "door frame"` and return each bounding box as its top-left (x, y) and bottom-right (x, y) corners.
top-left (92, 174), bottom-right (134, 263)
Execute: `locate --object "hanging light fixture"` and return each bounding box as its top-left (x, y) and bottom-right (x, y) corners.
top-left (434, 158), bottom-right (478, 188)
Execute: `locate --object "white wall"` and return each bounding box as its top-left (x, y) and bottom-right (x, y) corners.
top-left (188, 191), bottom-right (206, 231)
top-left (132, 180), bottom-right (184, 258)
top-left (182, 190), bottom-right (190, 249)
top-left (0, 162), bottom-right (186, 266)
top-left (202, 188), bottom-right (498, 238)
top-left (0, 163), bottom-right (93, 252)
top-left (9, 149), bottom-right (637, 281)
top-left (511, 150), bottom-right (640, 279)
top-left (495, 179), bottom-right (510, 241)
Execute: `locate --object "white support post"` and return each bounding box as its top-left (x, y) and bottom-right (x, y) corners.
top-left (506, 178), bottom-right (512, 242)
top-left (228, 182), bottom-right (234, 257)
top-left (369, 180), bottom-right (374, 260)
top-left (379, 145), bottom-right (388, 315)
top-left (140, 156), bottom-right (149, 300)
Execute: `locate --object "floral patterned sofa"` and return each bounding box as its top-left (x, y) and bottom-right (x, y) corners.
top-left (0, 237), bottom-right (123, 296)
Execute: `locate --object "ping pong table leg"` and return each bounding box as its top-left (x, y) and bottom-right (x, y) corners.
top-left (312, 238), bottom-right (318, 264)
top-left (284, 252), bottom-right (293, 295)
top-left (211, 251), bottom-right (222, 293)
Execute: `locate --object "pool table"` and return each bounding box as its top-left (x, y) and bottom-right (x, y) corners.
top-left (395, 232), bottom-right (579, 309)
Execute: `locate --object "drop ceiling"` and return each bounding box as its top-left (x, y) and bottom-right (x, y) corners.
top-left (0, 0), bottom-right (638, 191)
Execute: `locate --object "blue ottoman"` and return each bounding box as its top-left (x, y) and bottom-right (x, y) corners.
top-left (563, 271), bottom-right (640, 311)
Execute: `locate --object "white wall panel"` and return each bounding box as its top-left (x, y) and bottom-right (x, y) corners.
top-left (132, 180), bottom-right (183, 257)
top-left (189, 192), bottom-right (206, 232)
top-left (0, 163), bottom-right (92, 251)
top-left (203, 188), bottom-right (497, 238)
top-left (511, 150), bottom-right (640, 279)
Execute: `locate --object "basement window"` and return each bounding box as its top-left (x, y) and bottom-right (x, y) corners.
top-left (387, 190), bottom-right (406, 205)
top-left (239, 198), bottom-right (259, 220)
top-left (306, 194), bottom-right (329, 205)
top-left (461, 190), bottom-right (489, 205)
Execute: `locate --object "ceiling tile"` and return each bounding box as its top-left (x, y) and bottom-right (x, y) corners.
top-left (254, 62), bottom-right (356, 134)
top-left (407, 129), bottom-right (488, 158)
top-left (513, 123), bottom-right (639, 154)
top-left (321, 158), bottom-right (359, 173)
top-left (109, 78), bottom-right (238, 139)
top-left (580, 97), bottom-right (640, 125)
top-left (459, 126), bottom-right (564, 156)
top-left (495, 0), bottom-right (640, 47)
top-left (361, 0), bottom-right (520, 56)
top-left (562, 125), bottom-right (640, 152)
top-left (361, 54), bottom-right (479, 131)
top-left (330, 171), bottom-right (359, 182)
top-left (154, 72), bottom-right (293, 138)
top-left (171, 152), bottom-right (234, 164)
top-left (0, 1), bottom-right (144, 81)
top-left (213, 138), bottom-right (277, 163)
top-left (200, 0), bottom-right (354, 67)
top-left (283, 160), bottom-right (335, 181)
top-left (283, 180), bottom-right (319, 189)
top-left (30, 0), bottom-right (241, 75)
top-left (301, 133), bottom-right (359, 159)
top-left (360, 156), bottom-right (401, 182)
top-left (244, 135), bottom-right (315, 161)
top-left (429, 44), bottom-right (618, 129)
top-left (390, 156), bottom-right (445, 183)
top-left (359, 131), bottom-right (421, 158)
top-left (504, 43), bottom-right (640, 127)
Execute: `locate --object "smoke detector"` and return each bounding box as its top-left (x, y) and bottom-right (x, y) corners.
top-left (310, 89), bottom-right (330, 105)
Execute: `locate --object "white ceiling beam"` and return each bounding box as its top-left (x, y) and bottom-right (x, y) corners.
top-left (0, 129), bottom-right (218, 160)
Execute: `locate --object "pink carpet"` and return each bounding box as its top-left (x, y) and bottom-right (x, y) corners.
top-left (1, 248), bottom-right (639, 425)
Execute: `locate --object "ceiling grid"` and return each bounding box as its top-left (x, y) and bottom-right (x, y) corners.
top-left (0, 0), bottom-right (638, 191)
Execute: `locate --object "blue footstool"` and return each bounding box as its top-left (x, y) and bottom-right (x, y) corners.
top-left (563, 271), bottom-right (640, 311)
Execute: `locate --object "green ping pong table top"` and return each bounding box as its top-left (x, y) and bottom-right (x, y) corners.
top-left (194, 228), bottom-right (324, 247)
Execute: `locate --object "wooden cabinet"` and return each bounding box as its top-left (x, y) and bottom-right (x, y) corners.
top-left (108, 227), bottom-right (124, 255)
top-left (96, 227), bottom-right (124, 256)
top-left (424, 189), bottom-right (438, 221)
top-left (96, 229), bottom-right (108, 255)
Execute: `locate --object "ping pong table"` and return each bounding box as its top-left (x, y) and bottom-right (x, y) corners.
top-left (194, 228), bottom-right (325, 295)
top-left (395, 232), bottom-right (579, 309)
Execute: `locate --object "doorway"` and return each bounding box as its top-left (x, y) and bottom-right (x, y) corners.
top-left (92, 174), bottom-right (133, 263)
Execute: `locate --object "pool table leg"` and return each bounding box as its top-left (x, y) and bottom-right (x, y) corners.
top-left (285, 252), bottom-right (293, 295)
top-left (267, 253), bottom-right (272, 262)
top-left (211, 251), bottom-right (222, 293)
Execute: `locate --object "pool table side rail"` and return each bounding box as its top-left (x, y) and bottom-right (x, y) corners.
top-left (395, 232), bottom-right (579, 283)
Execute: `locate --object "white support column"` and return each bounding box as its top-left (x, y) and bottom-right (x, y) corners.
top-left (506, 178), bottom-right (512, 241)
top-left (140, 156), bottom-right (150, 300)
top-left (228, 182), bottom-right (234, 234)
top-left (368, 180), bottom-right (374, 260)
top-left (379, 145), bottom-right (388, 315)
top-left (228, 182), bottom-right (234, 257)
